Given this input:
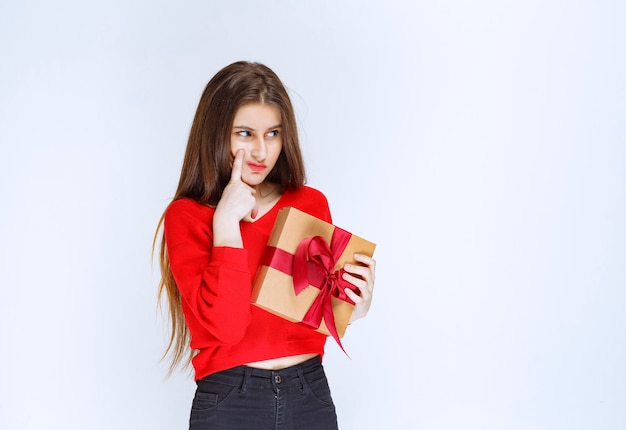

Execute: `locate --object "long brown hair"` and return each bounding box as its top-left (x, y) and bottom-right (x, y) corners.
top-left (154, 61), bottom-right (306, 374)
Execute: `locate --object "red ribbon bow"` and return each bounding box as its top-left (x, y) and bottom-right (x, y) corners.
top-left (260, 227), bottom-right (357, 353)
top-left (292, 229), bottom-right (356, 352)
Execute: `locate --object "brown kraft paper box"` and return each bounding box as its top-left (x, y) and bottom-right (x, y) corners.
top-left (251, 206), bottom-right (376, 338)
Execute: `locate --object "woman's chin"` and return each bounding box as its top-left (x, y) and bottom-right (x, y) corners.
top-left (241, 174), bottom-right (266, 188)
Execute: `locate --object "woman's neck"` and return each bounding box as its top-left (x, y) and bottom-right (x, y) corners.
top-left (244, 182), bottom-right (282, 222)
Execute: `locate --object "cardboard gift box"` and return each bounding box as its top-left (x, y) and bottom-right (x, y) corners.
top-left (251, 207), bottom-right (376, 344)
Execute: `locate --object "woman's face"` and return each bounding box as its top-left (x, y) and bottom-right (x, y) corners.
top-left (230, 102), bottom-right (283, 187)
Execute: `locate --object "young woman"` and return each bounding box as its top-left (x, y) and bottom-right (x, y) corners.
top-left (156, 61), bottom-right (376, 429)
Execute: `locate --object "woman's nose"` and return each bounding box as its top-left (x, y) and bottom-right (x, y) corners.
top-left (251, 137), bottom-right (267, 160)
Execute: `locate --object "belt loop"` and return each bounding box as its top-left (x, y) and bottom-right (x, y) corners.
top-left (296, 365), bottom-right (307, 394)
top-left (239, 366), bottom-right (252, 395)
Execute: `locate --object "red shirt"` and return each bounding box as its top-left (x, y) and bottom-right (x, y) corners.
top-left (164, 186), bottom-right (333, 380)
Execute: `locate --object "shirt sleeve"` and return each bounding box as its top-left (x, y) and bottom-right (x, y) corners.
top-left (163, 200), bottom-right (252, 344)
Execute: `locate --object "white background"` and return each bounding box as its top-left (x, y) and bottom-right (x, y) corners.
top-left (1, 1), bottom-right (624, 429)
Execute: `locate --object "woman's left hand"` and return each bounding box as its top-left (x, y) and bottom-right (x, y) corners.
top-left (342, 253), bottom-right (376, 324)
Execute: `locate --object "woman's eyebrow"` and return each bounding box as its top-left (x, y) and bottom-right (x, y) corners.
top-left (233, 124), bottom-right (282, 130)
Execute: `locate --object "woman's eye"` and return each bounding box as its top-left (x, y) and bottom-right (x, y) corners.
top-left (236, 130), bottom-right (252, 137)
top-left (267, 130), bottom-right (279, 138)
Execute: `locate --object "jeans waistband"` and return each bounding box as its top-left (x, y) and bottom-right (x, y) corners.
top-left (197, 355), bottom-right (323, 390)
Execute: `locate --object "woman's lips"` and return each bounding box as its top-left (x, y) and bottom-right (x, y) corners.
top-left (246, 162), bottom-right (267, 172)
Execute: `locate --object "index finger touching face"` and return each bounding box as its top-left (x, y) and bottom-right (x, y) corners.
top-left (230, 149), bottom-right (244, 183)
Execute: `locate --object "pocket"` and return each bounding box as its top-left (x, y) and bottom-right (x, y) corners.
top-left (189, 382), bottom-right (239, 428)
top-left (191, 382), bottom-right (237, 413)
top-left (191, 391), bottom-right (218, 411)
top-left (303, 372), bottom-right (335, 406)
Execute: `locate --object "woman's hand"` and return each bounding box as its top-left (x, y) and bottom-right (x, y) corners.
top-left (342, 253), bottom-right (376, 324)
top-left (213, 150), bottom-right (258, 247)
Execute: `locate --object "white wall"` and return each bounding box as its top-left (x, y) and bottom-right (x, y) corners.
top-left (1, 1), bottom-right (624, 429)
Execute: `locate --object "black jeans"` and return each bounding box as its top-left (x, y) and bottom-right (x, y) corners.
top-left (189, 355), bottom-right (338, 429)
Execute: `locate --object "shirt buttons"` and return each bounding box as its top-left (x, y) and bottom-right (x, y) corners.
top-left (274, 375), bottom-right (281, 384)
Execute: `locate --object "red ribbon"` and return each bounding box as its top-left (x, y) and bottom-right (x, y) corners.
top-left (260, 227), bottom-right (357, 353)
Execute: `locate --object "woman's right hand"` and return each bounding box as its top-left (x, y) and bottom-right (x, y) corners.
top-left (212, 150), bottom-right (258, 247)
